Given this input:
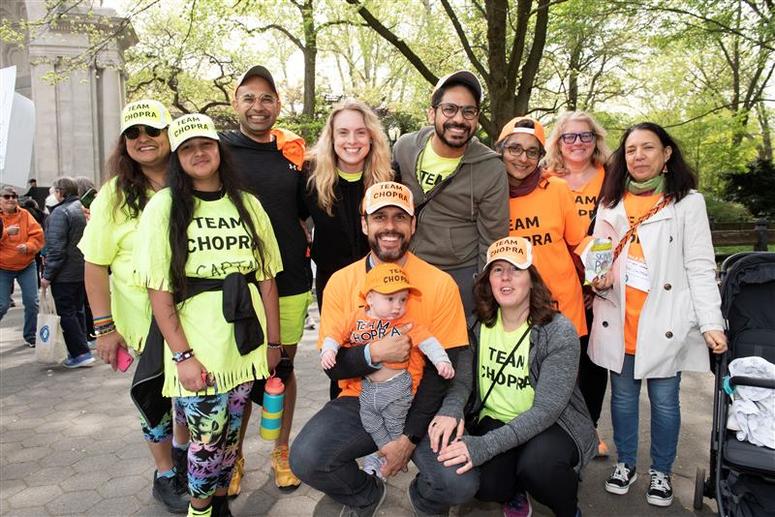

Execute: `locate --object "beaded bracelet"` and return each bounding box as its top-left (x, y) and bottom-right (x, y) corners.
top-left (267, 342), bottom-right (283, 350)
top-left (94, 325), bottom-right (116, 338)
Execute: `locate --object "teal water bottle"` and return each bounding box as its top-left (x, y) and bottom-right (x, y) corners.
top-left (259, 375), bottom-right (284, 440)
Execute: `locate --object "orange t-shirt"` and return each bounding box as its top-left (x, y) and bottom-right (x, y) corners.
top-left (622, 192), bottom-right (661, 355)
top-left (330, 308), bottom-right (435, 391)
top-left (319, 253), bottom-right (468, 397)
top-left (545, 165), bottom-right (605, 224)
top-left (508, 177), bottom-right (588, 336)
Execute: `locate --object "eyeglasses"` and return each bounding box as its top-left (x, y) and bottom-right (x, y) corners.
top-left (124, 125), bottom-right (163, 140)
top-left (560, 131), bottom-right (595, 144)
top-left (434, 103), bottom-right (479, 120)
top-left (503, 144), bottom-right (542, 160)
top-left (2, 194), bottom-right (18, 200)
top-left (238, 93), bottom-right (277, 107)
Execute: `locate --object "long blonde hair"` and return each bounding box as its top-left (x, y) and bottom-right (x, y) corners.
top-left (544, 111), bottom-right (610, 174)
top-left (306, 98), bottom-right (393, 215)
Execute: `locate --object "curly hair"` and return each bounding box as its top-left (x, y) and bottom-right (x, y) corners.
top-left (600, 122), bottom-right (697, 208)
top-left (544, 111), bottom-right (610, 174)
top-left (473, 263), bottom-right (558, 328)
top-left (306, 98), bottom-right (393, 216)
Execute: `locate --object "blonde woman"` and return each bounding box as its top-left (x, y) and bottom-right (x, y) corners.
top-left (544, 111), bottom-right (612, 457)
top-left (304, 98), bottom-right (393, 311)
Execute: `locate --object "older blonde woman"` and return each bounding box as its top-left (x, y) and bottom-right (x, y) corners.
top-left (544, 111), bottom-right (612, 457)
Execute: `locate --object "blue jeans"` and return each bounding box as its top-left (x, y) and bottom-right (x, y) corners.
top-left (50, 281), bottom-right (89, 359)
top-left (610, 354), bottom-right (681, 473)
top-left (0, 262), bottom-right (39, 343)
top-left (290, 396), bottom-right (479, 514)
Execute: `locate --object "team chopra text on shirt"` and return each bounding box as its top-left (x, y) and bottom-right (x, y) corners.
top-left (509, 215), bottom-right (553, 246)
top-left (187, 216), bottom-right (255, 253)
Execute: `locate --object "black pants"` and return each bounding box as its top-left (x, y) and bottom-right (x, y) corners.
top-left (578, 308), bottom-right (608, 426)
top-left (50, 281), bottom-right (89, 359)
top-left (473, 417), bottom-right (579, 517)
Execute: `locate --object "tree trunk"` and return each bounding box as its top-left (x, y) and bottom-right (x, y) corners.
top-left (301, 0), bottom-right (316, 116)
top-left (567, 41), bottom-right (581, 111)
top-left (757, 102), bottom-right (773, 162)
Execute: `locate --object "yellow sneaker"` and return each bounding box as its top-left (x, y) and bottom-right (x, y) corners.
top-left (271, 445), bottom-right (301, 491)
top-left (227, 455), bottom-right (244, 497)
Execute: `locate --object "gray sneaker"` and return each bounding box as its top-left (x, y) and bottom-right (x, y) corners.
top-left (339, 475), bottom-right (386, 517)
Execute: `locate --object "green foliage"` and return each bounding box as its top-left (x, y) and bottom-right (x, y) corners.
top-left (704, 195), bottom-right (752, 223)
top-left (724, 159), bottom-right (775, 218)
top-left (279, 114), bottom-right (327, 144)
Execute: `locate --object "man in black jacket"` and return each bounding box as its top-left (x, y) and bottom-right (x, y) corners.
top-left (41, 177), bottom-right (94, 368)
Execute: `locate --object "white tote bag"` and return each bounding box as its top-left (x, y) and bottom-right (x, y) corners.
top-left (35, 289), bottom-right (67, 364)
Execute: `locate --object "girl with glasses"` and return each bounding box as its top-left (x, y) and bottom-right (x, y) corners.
top-left (544, 111), bottom-right (612, 458)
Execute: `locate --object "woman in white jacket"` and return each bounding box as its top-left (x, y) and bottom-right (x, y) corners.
top-left (589, 122), bottom-right (727, 508)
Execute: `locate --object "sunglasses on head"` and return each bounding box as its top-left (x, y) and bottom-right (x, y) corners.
top-left (2, 194), bottom-right (18, 200)
top-left (124, 125), bottom-right (164, 140)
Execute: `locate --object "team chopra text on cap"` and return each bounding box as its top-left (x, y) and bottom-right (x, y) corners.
top-left (382, 269), bottom-right (408, 284)
top-left (372, 184), bottom-right (409, 202)
top-left (491, 242), bottom-right (526, 256)
top-left (173, 116), bottom-right (210, 137)
top-left (124, 103), bottom-right (157, 120)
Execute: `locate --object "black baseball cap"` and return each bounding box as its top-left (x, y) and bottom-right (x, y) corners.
top-left (235, 65), bottom-right (277, 94)
top-left (431, 70), bottom-right (483, 104)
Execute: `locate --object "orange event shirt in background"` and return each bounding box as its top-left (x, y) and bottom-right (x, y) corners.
top-left (508, 176), bottom-right (588, 336)
top-left (622, 192), bottom-right (661, 355)
top-left (319, 252), bottom-right (468, 398)
top-left (545, 165), bottom-right (605, 224)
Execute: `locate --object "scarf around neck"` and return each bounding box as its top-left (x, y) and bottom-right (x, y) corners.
top-left (509, 166), bottom-right (542, 198)
top-left (625, 174), bottom-right (665, 195)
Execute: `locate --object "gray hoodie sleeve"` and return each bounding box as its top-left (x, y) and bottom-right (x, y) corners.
top-left (462, 317), bottom-right (580, 466)
top-left (476, 160), bottom-right (510, 270)
top-left (436, 346), bottom-right (473, 419)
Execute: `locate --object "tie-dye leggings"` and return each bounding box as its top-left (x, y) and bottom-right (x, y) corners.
top-left (139, 398), bottom-right (187, 443)
top-left (176, 382), bottom-right (253, 499)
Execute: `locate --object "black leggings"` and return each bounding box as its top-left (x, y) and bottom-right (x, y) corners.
top-left (578, 308), bottom-right (608, 426)
top-left (473, 417), bottom-right (579, 517)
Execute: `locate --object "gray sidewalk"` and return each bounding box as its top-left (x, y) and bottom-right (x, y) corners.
top-left (1, 290), bottom-right (718, 516)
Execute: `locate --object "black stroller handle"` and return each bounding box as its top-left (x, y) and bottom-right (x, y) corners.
top-left (728, 375), bottom-right (775, 390)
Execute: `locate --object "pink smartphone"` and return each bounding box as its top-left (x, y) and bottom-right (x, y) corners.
top-left (116, 347), bottom-right (134, 372)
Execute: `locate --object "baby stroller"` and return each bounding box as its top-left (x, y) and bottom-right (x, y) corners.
top-left (694, 252), bottom-right (775, 516)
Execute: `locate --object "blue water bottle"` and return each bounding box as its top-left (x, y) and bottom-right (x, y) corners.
top-left (259, 375), bottom-right (284, 440)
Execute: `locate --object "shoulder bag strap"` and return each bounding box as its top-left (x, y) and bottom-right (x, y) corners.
top-left (476, 323), bottom-right (532, 413)
top-left (611, 195), bottom-right (672, 264)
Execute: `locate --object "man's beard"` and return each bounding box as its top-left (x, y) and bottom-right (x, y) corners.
top-left (368, 231), bottom-right (410, 262)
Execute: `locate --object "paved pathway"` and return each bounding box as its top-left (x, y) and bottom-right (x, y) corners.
top-left (1, 290), bottom-right (719, 516)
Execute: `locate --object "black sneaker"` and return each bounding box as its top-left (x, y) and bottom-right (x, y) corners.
top-left (605, 462), bottom-right (638, 495)
top-left (646, 469), bottom-right (673, 507)
top-left (339, 475), bottom-right (386, 517)
top-left (152, 471), bottom-right (189, 514)
top-left (171, 447), bottom-right (188, 494)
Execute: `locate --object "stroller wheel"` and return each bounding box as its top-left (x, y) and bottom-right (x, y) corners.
top-left (694, 467), bottom-right (706, 510)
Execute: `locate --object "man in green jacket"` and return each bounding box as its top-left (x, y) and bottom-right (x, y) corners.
top-left (392, 70), bottom-right (509, 324)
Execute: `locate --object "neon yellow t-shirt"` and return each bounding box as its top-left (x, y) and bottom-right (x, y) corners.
top-left (417, 139), bottom-right (461, 192)
top-left (478, 313), bottom-right (534, 423)
top-left (132, 189), bottom-right (283, 397)
top-left (78, 177), bottom-right (154, 352)
top-left (337, 169), bottom-right (363, 183)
